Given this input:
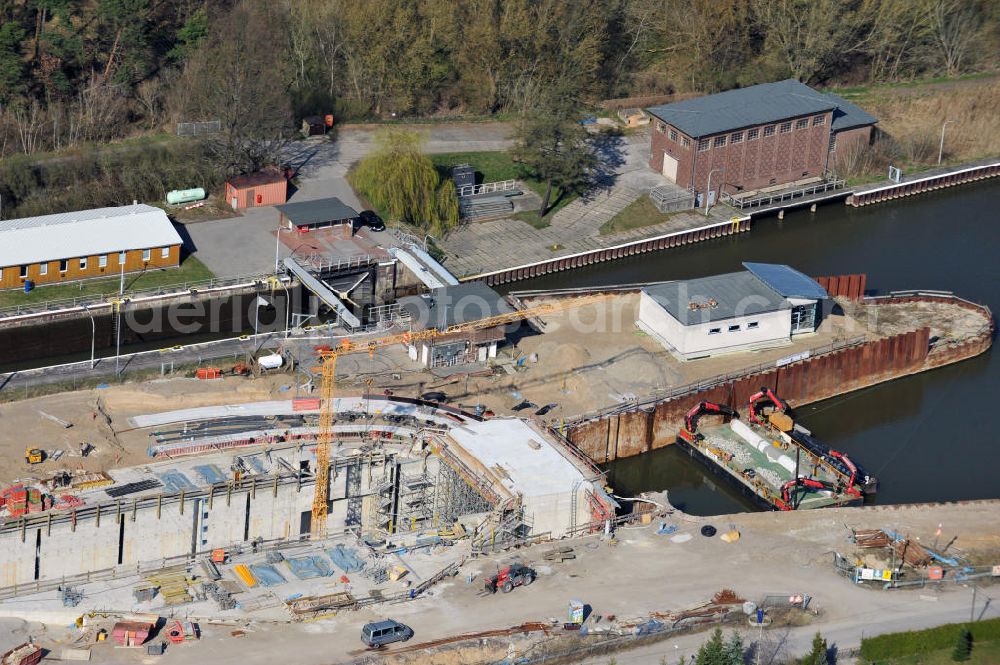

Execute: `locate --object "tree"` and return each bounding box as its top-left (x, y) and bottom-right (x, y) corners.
top-left (952, 626), bottom-right (973, 662)
top-left (511, 81), bottom-right (597, 218)
top-left (172, 0), bottom-right (294, 175)
top-left (800, 632), bottom-right (829, 665)
top-left (928, 0), bottom-right (982, 76)
top-left (348, 129), bottom-right (459, 235)
top-left (0, 22), bottom-right (28, 102)
top-left (694, 628), bottom-right (743, 665)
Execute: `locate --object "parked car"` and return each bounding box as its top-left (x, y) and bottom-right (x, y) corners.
top-left (361, 619), bottom-right (413, 648)
top-left (358, 210), bottom-right (386, 232)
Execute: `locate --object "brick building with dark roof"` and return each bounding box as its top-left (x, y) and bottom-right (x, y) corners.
top-left (646, 79), bottom-right (877, 207)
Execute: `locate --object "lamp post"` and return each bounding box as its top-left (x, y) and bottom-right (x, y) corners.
top-left (82, 304), bottom-right (95, 369)
top-left (274, 221), bottom-right (283, 273)
top-left (938, 120), bottom-right (955, 165)
top-left (705, 168), bottom-right (724, 217)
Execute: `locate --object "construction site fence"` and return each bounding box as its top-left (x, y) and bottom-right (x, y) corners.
top-left (0, 271), bottom-right (286, 321)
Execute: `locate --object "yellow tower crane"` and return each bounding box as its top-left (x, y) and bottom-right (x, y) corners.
top-left (308, 292), bottom-right (613, 537)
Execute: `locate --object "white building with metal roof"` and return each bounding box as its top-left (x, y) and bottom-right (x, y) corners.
top-left (637, 263), bottom-right (829, 360)
top-left (0, 204), bottom-right (183, 289)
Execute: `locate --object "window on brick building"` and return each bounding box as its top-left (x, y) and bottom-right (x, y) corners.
top-left (669, 129), bottom-right (678, 141)
top-left (796, 118), bottom-right (809, 129)
top-left (142, 249), bottom-right (151, 262)
top-left (812, 115), bottom-right (825, 126)
top-left (99, 255), bottom-right (108, 268)
top-left (59, 259), bottom-right (68, 272)
top-left (79, 257), bottom-right (88, 270)
top-left (18, 265), bottom-right (27, 279)
top-left (731, 132), bottom-right (743, 143)
top-left (682, 137), bottom-right (691, 147)
top-left (656, 122), bottom-right (666, 133)
top-left (39, 263), bottom-right (48, 276)
top-left (747, 128), bottom-right (759, 140)
top-left (161, 247), bottom-right (170, 258)
top-left (763, 125), bottom-right (775, 137)
top-left (713, 135), bottom-right (726, 147)
top-left (698, 138), bottom-right (710, 151)
top-left (780, 121), bottom-right (792, 133)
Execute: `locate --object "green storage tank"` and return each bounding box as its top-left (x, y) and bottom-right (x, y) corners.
top-left (166, 188), bottom-right (206, 205)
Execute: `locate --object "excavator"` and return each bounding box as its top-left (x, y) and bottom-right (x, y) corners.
top-left (777, 477), bottom-right (830, 510)
top-left (747, 387), bottom-right (790, 425)
top-left (679, 401), bottom-right (739, 443)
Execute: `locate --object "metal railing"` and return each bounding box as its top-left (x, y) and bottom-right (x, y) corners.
top-left (649, 185), bottom-right (695, 213)
top-left (297, 253), bottom-right (379, 273)
top-left (722, 176), bottom-right (848, 210)
top-left (457, 179), bottom-right (518, 198)
top-left (569, 335), bottom-right (867, 423)
top-left (0, 271), bottom-right (284, 320)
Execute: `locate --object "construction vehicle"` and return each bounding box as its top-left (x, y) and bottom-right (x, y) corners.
top-left (24, 448), bottom-right (43, 465)
top-left (484, 564), bottom-right (536, 594)
top-left (679, 401), bottom-right (739, 443)
top-left (747, 387), bottom-right (789, 425)
top-left (310, 293), bottom-right (612, 537)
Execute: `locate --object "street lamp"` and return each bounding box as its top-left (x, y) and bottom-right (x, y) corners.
top-left (274, 220), bottom-right (283, 273)
top-left (705, 168), bottom-right (724, 217)
top-left (938, 120), bottom-right (956, 165)
top-left (82, 304), bottom-right (96, 369)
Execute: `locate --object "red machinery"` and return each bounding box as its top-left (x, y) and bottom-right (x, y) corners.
top-left (828, 450), bottom-right (862, 497)
top-left (748, 387), bottom-right (789, 424)
top-left (484, 564), bottom-right (536, 594)
top-left (779, 477), bottom-right (830, 509)
top-left (680, 401), bottom-right (739, 442)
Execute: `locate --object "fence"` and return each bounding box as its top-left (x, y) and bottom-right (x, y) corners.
top-left (0, 271), bottom-right (284, 321)
top-left (176, 120), bottom-right (221, 137)
top-left (297, 254), bottom-right (379, 273)
top-left (649, 185), bottom-right (695, 213)
top-left (457, 180), bottom-right (519, 198)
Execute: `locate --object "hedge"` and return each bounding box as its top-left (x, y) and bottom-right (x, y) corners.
top-left (859, 618), bottom-right (1000, 661)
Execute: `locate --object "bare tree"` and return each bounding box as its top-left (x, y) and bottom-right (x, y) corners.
top-left (928, 0), bottom-right (981, 75)
top-left (173, 0), bottom-right (294, 175)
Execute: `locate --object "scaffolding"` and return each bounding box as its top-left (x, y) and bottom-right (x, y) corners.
top-left (433, 462), bottom-right (492, 528)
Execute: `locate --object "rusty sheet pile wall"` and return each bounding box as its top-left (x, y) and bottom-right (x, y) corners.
top-left (815, 274), bottom-right (866, 300)
top-left (568, 294), bottom-right (993, 465)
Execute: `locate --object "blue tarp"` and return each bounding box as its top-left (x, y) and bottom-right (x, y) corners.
top-left (248, 564), bottom-right (286, 587)
top-left (158, 470), bottom-right (197, 493)
top-left (326, 544), bottom-right (365, 573)
top-left (194, 464), bottom-right (226, 485)
top-left (286, 556), bottom-right (334, 579)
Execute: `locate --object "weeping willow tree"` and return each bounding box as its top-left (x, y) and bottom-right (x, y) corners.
top-left (349, 129), bottom-right (459, 235)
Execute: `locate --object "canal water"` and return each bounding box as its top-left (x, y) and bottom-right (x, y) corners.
top-left (512, 180), bottom-right (1000, 514)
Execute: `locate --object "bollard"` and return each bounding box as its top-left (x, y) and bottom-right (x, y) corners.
top-left (810, 203), bottom-right (817, 212)
top-left (778, 210), bottom-right (785, 220)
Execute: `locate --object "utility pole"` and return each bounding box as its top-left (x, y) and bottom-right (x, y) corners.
top-left (938, 120), bottom-right (955, 165)
top-left (971, 584), bottom-right (977, 623)
top-left (115, 261), bottom-right (125, 376)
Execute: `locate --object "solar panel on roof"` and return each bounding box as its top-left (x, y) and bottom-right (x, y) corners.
top-left (742, 262), bottom-right (828, 300)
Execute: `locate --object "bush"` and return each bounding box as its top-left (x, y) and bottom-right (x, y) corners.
top-left (859, 618), bottom-right (1000, 661)
top-left (0, 140), bottom-right (222, 218)
top-left (952, 627), bottom-right (973, 662)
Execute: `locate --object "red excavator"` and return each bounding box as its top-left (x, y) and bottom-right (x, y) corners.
top-left (778, 477), bottom-right (830, 510)
top-left (748, 387), bottom-right (790, 425)
top-left (680, 401), bottom-right (739, 443)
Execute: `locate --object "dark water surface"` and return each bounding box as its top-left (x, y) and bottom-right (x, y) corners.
top-left (513, 180), bottom-right (1000, 514)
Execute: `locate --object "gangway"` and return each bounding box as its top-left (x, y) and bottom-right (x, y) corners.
top-left (282, 257), bottom-right (361, 330)
top-left (389, 247), bottom-right (459, 290)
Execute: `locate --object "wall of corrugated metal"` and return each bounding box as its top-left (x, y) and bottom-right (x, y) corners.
top-left (567, 306), bottom-right (992, 464)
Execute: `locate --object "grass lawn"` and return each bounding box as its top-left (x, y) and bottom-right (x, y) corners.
top-left (0, 255), bottom-right (215, 308)
top-left (599, 195), bottom-right (685, 236)
top-left (868, 641), bottom-right (1000, 665)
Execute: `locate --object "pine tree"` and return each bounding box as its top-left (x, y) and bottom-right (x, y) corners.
top-left (695, 628), bottom-right (726, 665)
top-left (723, 632), bottom-right (744, 665)
top-left (952, 627), bottom-right (973, 662)
top-left (801, 632), bottom-right (829, 665)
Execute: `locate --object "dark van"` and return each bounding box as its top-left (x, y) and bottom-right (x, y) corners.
top-left (361, 619), bottom-right (413, 648)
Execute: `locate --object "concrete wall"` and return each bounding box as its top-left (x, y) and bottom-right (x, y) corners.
top-left (0, 472), bottom-right (353, 586)
top-left (638, 290), bottom-right (792, 359)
